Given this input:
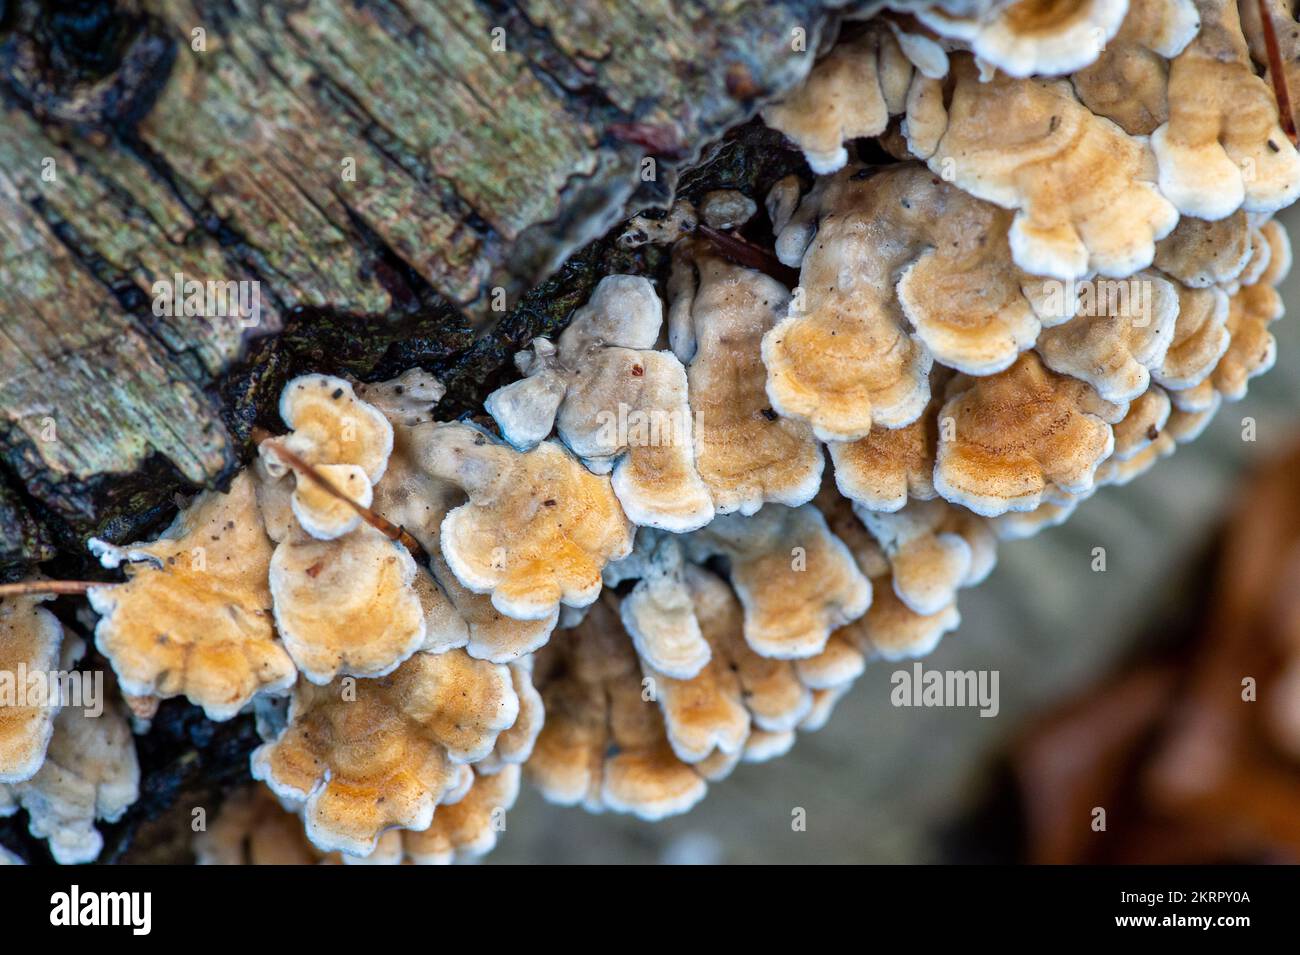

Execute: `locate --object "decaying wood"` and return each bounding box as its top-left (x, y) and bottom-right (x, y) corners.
top-left (0, 0), bottom-right (848, 568)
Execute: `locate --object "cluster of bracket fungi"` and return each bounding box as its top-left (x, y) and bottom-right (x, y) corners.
top-left (2, 0), bottom-right (1297, 864)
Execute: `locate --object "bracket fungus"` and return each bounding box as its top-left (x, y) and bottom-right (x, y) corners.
top-left (762, 25), bottom-right (915, 174)
top-left (698, 190), bottom-right (759, 231)
top-left (678, 562), bottom-right (861, 738)
top-left (915, 0), bottom-right (1130, 78)
top-left (268, 526), bottom-right (429, 685)
top-left (527, 603), bottom-right (710, 820)
top-left (1034, 270), bottom-right (1181, 402)
top-left (1152, 283), bottom-right (1233, 391)
top-left (908, 54), bottom-right (1179, 280)
top-left (854, 498), bottom-right (997, 617)
top-left (667, 240), bottom-right (823, 515)
top-left (356, 369), bottom-right (447, 428)
top-left (829, 392), bottom-right (940, 512)
top-left (367, 420), bottom-right (461, 556)
top-left (487, 274), bottom-right (714, 532)
top-left (820, 488), bottom-right (969, 659)
top-left (415, 421), bottom-right (634, 621)
top-left (1094, 386), bottom-right (1179, 485)
top-left (649, 570), bottom-right (798, 769)
top-left (603, 529), bottom-right (712, 680)
top-left (251, 649), bottom-right (519, 856)
top-left (1212, 219), bottom-right (1291, 398)
top-left (430, 549), bottom-right (557, 663)
top-left (87, 472), bottom-right (296, 721)
top-left (1, 656), bottom-right (139, 865)
top-left (660, 562), bottom-right (817, 736)
top-left (764, 162), bottom-right (1079, 443)
top-left (478, 659), bottom-right (545, 774)
top-left (0, 594), bottom-right (65, 784)
top-left (686, 503), bottom-right (872, 659)
top-left (1154, 210), bottom-right (1255, 289)
top-left (1152, 0), bottom-right (1300, 220)
top-left (763, 167), bottom-right (933, 441)
top-left (395, 764), bottom-right (520, 864)
top-left (934, 352), bottom-right (1126, 516)
top-left (196, 766), bottom-right (522, 866)
top-left (527, 565), bottom-right (860, 822)
top-left (195, 784), bottom-right (324, 865)
top-left (259, 375), bottom-right (395, 541)
top-left (1070, 0), bottom-right (1201, 133)
top-left (364, 387), bottom-right (558, 663)
top-left (1110, 385), bottom-right (1174, 462)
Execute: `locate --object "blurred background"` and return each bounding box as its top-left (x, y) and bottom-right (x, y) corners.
top-left (492, 204), bottom-right (1300, 864)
